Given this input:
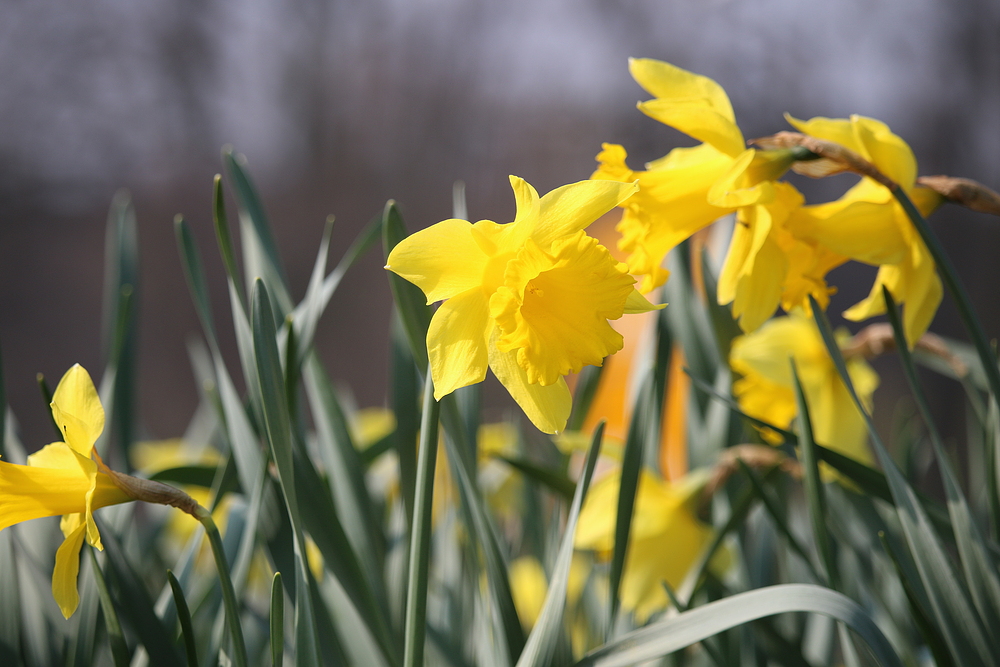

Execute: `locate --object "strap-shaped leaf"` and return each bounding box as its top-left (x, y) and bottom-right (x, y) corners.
top-left (575, 584), bottom-right (901, 667)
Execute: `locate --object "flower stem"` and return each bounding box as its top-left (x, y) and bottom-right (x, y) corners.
top-left (403, 367), bottom-right (440, 667)
top-left (196, 507), bottom-right (248, 667)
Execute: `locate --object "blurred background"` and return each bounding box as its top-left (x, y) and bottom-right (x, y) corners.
top-left (1, 0), bottom-right (998, 451)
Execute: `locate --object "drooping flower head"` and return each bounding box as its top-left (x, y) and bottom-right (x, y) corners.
top-left (729, 311), bottom-right (879, 468)
top-left (0, 365), bottom-right (130, 618)
top-left (386, 176), bottom-right (660, 434)
top-left (786, 114), bottom-right (945, 345)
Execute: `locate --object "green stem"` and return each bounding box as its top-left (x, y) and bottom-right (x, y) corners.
top-left (403, 367), bottom-right (441, 667)
top-left (196, 507), bottom-right (248, 667)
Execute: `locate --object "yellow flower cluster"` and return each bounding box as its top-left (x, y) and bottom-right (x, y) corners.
top-left (595, 58), bottom-right (943, 343)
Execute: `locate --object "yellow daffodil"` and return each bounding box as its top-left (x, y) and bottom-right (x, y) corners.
top-left (0, 365), bottom-right (131, 618)
top-left (786, 114), bottom-right (944, 345)
top-left (729, 311), bottom-right (879, 466)
top-left (509, 555), bottom-right (548, 631)
top-left (593, 59), bottom-right (797, 296)
top-left (386, 176), bottom-right (660, 433)
top-left (574, 468), bottom-right (714, 622)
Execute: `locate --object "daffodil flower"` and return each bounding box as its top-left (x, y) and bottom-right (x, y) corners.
top-left (0, 365), bottom-right (201, 618)
top-left (729, 311), bottom-right (879, 468)
top-left (0, 365), bottom-right (130, 618)
top-left (385, 176), bottom-right (661, 433)
top-left (574, 468), bottom-right (715, 622)
top-left (786, 114), bottom-right (944, 345)
top-left (593, 59), bottom-right (796, 296)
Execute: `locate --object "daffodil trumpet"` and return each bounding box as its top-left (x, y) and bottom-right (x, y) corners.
top-left (0, 364), bottom-right (203, 619)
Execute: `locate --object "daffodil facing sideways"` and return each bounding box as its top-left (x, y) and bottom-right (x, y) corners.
top-left (0, 364), bottom-right (200, 618)
top-left (385, 176), bottom-right (661, 434)
top-left (592, 58), bottom-right (798, 296)
top-left (574, 467), bottom-right (717, 622)
top-left (729, 311), bottom-right (879, 468)
top-left (784, 114), bottom-right (945, 346)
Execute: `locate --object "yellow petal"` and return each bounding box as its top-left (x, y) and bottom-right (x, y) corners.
top-left (427, 288), bottom-right (491, 400)
top-left (532, 179), bottom-right (637, 250)
top-left (52, 519), bottom-right (88, 618)
top-left (628, 58), bottom-right (737, 123)
top-left (729, 233), bottom-right (787, 333)
top-left (608, 143), bottom-right (733, 293)
top-left (385, 218), bottom-right (490, 303)
top-left (638, 98), bottom-right (745, 157)
top-left (790, 199), bottom-right (907, 266)
top-left (509, 556), bottom-right (548, 631)
top-left (488, 331), bottom-right (571, 434)
top-left (50, 364), bottom-right (104, 457)
top-left (707, 149), bottom-right (793, 209)
top-left (0, 458), bottom-right (90, 530)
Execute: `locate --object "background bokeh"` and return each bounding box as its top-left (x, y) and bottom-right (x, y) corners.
top-left (2, 0), bottom-right (999, 450)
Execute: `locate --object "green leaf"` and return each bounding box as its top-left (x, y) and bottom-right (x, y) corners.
top-left (290, 212), bottom-right (382, 364)
top-left (148, 465), bottom-right (225, 489)
top-left (403, 368), bottom-right (441, 667)
top-left (302, 355), bottom-right (386, 598)
top-left (735, 460), bottom-right (822, 582)
top-left (515, 422), bottom-right (605, 667)
top-left (390, 316), bottom-right (420, 527)
top-left (495, 455), bottom-right (575, 502)
top-left (167, 570), bottom-right (199, 667)
top-left (882, 288), bottom-right (1000, 636)
top-left (789, 361), bottom-right (838, 590)
top-left (892, 188), bottom-right (1000, 405)
top-left (609, 374), bottom-right (655, 624)
top-left (175, 216), bottom-right (218, 351)
top-left (877, 531), bottom-right (953, 667)
top-left (809, 295), bottom-right (996, 667)
top-left (440, 394), bottom-right (526, 663)
top-left (0, 530), bottom-right (20, 663)
top-left (224, 150), bottom-right (293, 315)
top-left (383, 201), bottom-right (432, 369)
top-left (251, 280), bottom-right (321, 667)
top-left (101, 190), bottom-right (139, 469)
top-left (89, 548), bottom-right (130, 667)
top-left (575, 584), bottom-right (902, 667)
top-left (212, 173), bottom-right (245, 309)
top-left (196, 511), bottom-right (249, 667)
top-left (97, 521), bottom-right (183, 667)
top-left (567, 364), bottom-right (604, 432)
top-left (271, 573), bottom-right (284, 667)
